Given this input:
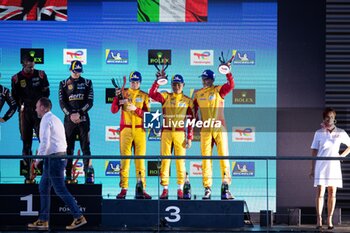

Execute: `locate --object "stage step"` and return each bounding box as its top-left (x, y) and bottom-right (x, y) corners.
top-left (0, 184), bottom-right (244, 230)
top-left (102, 199), bottom-right (245, 229)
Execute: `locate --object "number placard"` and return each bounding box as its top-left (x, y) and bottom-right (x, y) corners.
top-left (20, 194), bottom-right (39, 216)
top-left (165, 206), bottom-right (181, 222)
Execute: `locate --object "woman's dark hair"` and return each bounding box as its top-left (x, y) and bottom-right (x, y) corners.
top-left (323, 107), bottom-right (336, 119)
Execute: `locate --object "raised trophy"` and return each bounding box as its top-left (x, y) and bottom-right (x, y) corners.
top-left (154, 54), bottom-right (169, 86)
top-left (111, 76), bottom-right (127, 105)
top-left (218, 51), bottom-right (235, 75)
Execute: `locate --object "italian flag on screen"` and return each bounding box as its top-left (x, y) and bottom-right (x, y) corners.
top-left (138, 0), bottom-right (208, 22)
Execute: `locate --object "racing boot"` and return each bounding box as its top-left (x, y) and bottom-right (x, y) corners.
top-left (160, 189), bottom-right (169, 199)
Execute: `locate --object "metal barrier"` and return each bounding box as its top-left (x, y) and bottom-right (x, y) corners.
top-left (0, 155), bottom-right (347, 232)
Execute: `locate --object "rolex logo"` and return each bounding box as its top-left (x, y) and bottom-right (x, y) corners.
top-left (21, 48), bottom-right (44, 64)
top-left (233, 89), bottom-right (256, 104)
top-left (157, 52), bottom-right (163, 59)
top-left (148, 50), bottom-right (172, 65)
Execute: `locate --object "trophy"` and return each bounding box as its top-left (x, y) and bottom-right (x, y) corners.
top-left (218, 51), bottom-right (235, 75)
top-left (154, 55), bottom-right (169, 86)
top-left (85, 150), bottom-right (95, 184)
top-left (70, 160), bottom-right (79, 184)
top-left (28, 161), bottom-right (37, 183)
top-left (70, 149), bottom-right (81, 184)
top-left (221, 172), bottom-right (234, 200)
top-left (221, 178), bottom-right (229, 200)
top-left (111, 76), bottom-right (127, 105)
top-left (21, 159), bottom-right (32, 183)
top-left (183, 172), bottom-right (191, 200)
top-left (21, 149), bottom-right (43, 184)
top-left (85, 166), bottom-right (95, 184)
top-left (135, 171), bottom-right (144, 199)
top-left (30, 159), bottom-right (43, 182)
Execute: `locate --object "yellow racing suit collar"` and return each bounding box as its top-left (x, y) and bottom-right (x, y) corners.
top-left (127, 88), bottom-right (139, 95)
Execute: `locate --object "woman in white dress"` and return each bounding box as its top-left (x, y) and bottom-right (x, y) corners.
top-left (310, 108), bottom-right (350, 229)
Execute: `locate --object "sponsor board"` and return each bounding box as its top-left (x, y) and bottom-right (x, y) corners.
top-left (105, 49), bottom-right (128, 64)
top-left (63, 49), bottom-right (87, 64)
top-left (232, 127), bottom-right (255, 142)
top-left (232, 161), bottom-right (255, 176)
top-left (105, 126), bottom-right (120, 141)
top-left (147, 161), bottom-right (160, 176)
top-left (105, 88), bottom-right (115, 104)
top-left (20, 48), bottom-right (44, 64)
top-left (232, 50), bottom-right (255, 65)
top-left (148, 128), bottom-right (161, 141)
top-left (71, 160), bottom-right (85, 177)
top-left (190, 161), bottom-right (202, 177)
top-left (105, 161), bottom-right (121, 176)
top-left (232, 89), bottom-right (256, 104)
top-left (148, 49), bottom-right (171, 65)
top-left (190, 50), bottom-right (214, 65)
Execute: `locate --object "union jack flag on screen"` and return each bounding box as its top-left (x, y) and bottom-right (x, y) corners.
top-left (0, 0), bottom-right (67, 21)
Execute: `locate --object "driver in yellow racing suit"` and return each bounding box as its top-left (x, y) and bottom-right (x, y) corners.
top-left (111, 71), bottom-right (151, 199)
top-left (149, 74), bottom-right (193, 199)
top-left (193, 69), bottom-right (235, 200)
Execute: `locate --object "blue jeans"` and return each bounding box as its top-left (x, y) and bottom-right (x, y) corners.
top-left (39, 155), bottom-right (82, 221)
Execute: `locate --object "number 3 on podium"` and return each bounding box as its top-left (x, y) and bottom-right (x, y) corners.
top-left (165, 206), bottom-right (181, 222)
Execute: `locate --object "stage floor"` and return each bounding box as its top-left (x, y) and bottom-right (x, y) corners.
top-left (1, 224), bottom-right (350, 232)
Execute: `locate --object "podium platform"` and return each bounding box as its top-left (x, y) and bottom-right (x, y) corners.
top-left (0, 184), bottom-right (245, 230)
top-left (102, 199), bottom-right (245, 229)
top-left (0, 184), bottom-right (102, 227)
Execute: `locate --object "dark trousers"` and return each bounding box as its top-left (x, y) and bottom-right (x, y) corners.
top-left (64, 116), bottom-right (91, 178)
top-left (19, 107), bottom-right (41, 180)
